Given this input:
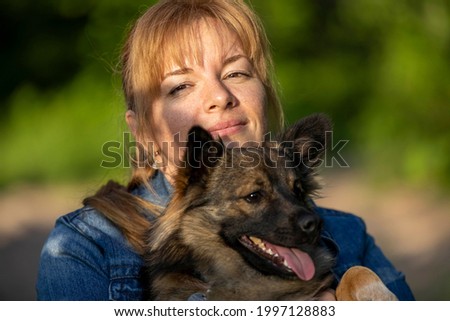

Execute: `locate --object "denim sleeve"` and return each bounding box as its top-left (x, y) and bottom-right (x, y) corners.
top-left (362, 232), bottom-right (415, 301)
top-left (36, 220), bottom-right (110, 300)
top-left (318, 207), bottom-right (415, 301)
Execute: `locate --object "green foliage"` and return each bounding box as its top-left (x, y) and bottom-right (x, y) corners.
top-left (0, 67), bottom-right (126, 186)
top-left (0, 0), bottom-right (153, 186)
top-left (254, 0), bottom-right (450, 189)
top-left (1, 0), bottom-right (449, 190)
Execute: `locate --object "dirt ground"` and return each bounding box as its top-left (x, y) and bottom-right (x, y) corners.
top-left (0, 170), bottom-right (449, 300)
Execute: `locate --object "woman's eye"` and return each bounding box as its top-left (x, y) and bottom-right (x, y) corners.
top-left (225, 71), bottom-right (250, 79)
top-left (169, 83), bottom-right (189, 96)
top-left (244, 191), bottom-right (263, 204)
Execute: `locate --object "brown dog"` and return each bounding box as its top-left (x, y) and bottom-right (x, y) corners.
top-left (142, 114), bottom-right (396, 301)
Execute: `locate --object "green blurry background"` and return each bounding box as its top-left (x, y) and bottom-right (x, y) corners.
top-left (0, 0), bottom-right (449, 300)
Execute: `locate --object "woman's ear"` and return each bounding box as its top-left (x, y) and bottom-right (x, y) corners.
top-left (126, 110), bottom-right (138, 136)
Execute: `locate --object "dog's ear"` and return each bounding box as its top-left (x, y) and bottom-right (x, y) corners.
top-left (182, 126), bottom-right (224, 185)
top-left (278, 113), bottom-right (332, 168)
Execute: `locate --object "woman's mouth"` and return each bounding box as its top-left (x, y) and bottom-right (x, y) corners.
top-left (207, 120), bottom-right (247, 139)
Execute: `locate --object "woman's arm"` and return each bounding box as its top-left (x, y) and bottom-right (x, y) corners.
top-left (318, 207), bottom-right (415, 301)
top-left (362, 233), bottom-right (415, 300)
top-left (36, 221), bottom-right (110, 300)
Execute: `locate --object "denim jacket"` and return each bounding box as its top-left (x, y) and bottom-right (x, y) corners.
top-left (36, 172), bottom-right (415, 300)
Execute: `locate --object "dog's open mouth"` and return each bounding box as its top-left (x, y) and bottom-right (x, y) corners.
top-left (239, 235), bottom-right (316, 281)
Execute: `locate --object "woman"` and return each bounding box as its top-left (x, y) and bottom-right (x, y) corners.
top-left (36, 0), bottom-right (414, 300)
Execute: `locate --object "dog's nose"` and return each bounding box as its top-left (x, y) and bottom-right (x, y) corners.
top-left (297, 214), bottom-right (321, 239)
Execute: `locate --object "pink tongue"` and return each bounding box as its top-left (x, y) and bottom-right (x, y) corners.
top-left (265, 241), bottom-right (315, 281)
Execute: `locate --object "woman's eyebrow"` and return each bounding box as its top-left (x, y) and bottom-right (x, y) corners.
top-left (163, 55), bottom-right (247, 80)
top-left (163, 67), bottom-right (193, 80)
top-left (223, 54), bottom-right (247, 66)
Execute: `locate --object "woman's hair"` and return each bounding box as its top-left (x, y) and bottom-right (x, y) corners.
top-left (84, 0), bottom-right (284, 254)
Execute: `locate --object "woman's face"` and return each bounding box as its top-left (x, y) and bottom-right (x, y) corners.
top-left (134, 20), bottom-right (268, 178)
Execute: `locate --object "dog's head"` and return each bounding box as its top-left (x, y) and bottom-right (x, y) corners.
top-left (174, 113), bottom-right (333, 282)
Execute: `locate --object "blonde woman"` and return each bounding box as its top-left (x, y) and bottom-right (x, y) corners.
top-left (37, 0), bottom-right (414, 300)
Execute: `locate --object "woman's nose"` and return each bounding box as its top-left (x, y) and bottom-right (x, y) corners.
top-left (203, 79), bottom-right (237, 112)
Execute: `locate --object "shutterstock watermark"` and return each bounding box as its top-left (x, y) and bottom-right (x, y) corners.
top-left (100, 131), bottom-right (349, 169)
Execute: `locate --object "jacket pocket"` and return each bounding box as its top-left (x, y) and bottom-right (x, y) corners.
top-left (109, 276), bottom-right (143, 300)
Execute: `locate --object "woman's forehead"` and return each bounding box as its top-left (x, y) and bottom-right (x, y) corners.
top-left (161, 19), bottom-right (246, 72)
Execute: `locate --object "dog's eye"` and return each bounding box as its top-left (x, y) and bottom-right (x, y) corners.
top-left (244, 191), bottom-right (263, 204)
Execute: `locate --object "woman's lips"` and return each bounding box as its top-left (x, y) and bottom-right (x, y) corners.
top-left (207, 120), bottom-right (247, 138)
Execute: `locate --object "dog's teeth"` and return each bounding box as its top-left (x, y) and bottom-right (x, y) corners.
top-left (267, 249), bottom-right (274, 255)
top-left (249, 236), bottom-right (262, 245)
top-left (249, 236), bottom-right (267, 251)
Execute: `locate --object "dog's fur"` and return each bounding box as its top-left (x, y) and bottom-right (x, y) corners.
top-left (142, 114), bottom-right (398, 301)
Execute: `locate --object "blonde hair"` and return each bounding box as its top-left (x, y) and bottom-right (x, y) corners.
top-left (85, 0), bottom-right (284, 254)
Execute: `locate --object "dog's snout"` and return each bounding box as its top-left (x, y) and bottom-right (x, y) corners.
top-left (300, 217), bottom-right (317, 233)
top-left (297, 214), bottom-right (322, 242)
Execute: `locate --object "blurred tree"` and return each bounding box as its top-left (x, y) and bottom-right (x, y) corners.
top-left (0, 0), bottom-right (89, 106)
top-left (0, 0), bottom-right (156, 186)
top-left (253, 0), bottom-right (450, 189)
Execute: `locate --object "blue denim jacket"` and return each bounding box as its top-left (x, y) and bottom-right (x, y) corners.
top-left (36, 172), bottom-right (415, 300)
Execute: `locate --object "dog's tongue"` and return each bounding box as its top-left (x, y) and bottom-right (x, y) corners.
top-left (265, 241), bottom-right (315, 281)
